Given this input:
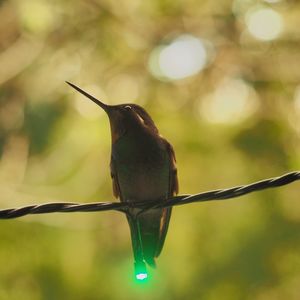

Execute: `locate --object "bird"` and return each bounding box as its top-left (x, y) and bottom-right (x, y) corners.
top-left (66, 82), bottom-right (178, 280)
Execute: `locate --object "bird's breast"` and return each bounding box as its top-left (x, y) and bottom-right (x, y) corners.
top-left (111, 133), bottom-right (170, 202)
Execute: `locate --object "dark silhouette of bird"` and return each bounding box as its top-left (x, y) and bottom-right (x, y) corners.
top-left (67, 82), bottom-right (178, 280)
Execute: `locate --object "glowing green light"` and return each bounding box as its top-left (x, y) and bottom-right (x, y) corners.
top-left (134, 260), bottom-right (148, 283)
top-left (136, 273), bottom-right (148, 281)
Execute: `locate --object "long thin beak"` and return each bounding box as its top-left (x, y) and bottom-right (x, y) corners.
top-left (66, 81), bottom-right (110, 112)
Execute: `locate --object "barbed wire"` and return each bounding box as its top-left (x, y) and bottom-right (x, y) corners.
top-left (0, 171), bottom-right (299, 219)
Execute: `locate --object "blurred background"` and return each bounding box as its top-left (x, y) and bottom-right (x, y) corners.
top-left (0, 0), bottom-right (300, 299)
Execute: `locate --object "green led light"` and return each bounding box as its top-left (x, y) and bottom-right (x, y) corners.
top-left (134, 260), bottom-right (148, 283)
top-left (136, 273), bottom-right (148, 281)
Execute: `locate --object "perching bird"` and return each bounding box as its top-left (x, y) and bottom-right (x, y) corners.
top-left (67, 82), bottom-right (178, 280)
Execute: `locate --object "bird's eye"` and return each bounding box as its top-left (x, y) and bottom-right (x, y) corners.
top-left (125, 105), bottom-right (132, 110)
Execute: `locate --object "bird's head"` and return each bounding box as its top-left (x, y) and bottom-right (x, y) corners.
top-left (66, 82), bottom-right (159, 143)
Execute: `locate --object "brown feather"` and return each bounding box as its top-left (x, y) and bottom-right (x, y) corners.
top-left (155, 139), bottom-right (178, 257)
top-left (110, 160), bottom-right (121, 199)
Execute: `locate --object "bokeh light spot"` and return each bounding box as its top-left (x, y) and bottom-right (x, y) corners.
top-left (149, 35), bottom-right (210, 81)
top-left (246, 7), bottom-right (283, 41)
top-left (199, 78), bottom-right (259, 124)
top-left (18, 0), bottom-right (56, 34)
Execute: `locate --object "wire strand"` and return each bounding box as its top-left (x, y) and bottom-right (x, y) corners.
top-left (0, 171), bottom-right (299, 219)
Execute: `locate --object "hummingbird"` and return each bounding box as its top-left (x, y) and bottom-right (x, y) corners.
top-left (66, 82), bottom-right (178, 280)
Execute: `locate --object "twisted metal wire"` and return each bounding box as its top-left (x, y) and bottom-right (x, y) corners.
top-left (0, 171), bottom-right (299, 219)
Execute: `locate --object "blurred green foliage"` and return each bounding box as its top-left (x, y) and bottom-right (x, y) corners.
top-left (0, 0), bottom-right (300, 299)
top-left (23, 102), bottom-right (66, 154)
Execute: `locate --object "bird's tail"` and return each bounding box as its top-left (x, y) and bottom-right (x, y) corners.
top-left (138, 208), bottom-right (172, 267)
top-left (126, 213), bottom-right (147, 278)
top-left (127, 207), bottom-right (172, 270)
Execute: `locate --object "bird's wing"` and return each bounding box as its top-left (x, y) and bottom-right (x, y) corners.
top-left (155, 139), bottom-right (178, 257)
top-left (166, 141), bottom-right (179, 196)
top-left (110, 158), bottom-right (122, 200)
